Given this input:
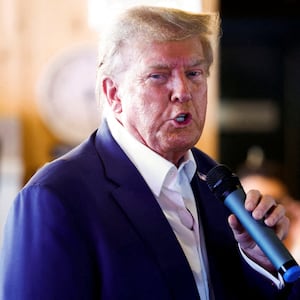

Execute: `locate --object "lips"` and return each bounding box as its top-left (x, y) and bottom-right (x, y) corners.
top-left (174, 113), bottom-right (191, 124)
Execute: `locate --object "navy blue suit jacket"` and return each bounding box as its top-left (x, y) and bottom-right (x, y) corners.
top-left (0, 121), bottom-right (298, 299)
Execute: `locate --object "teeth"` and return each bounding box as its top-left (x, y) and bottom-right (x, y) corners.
top-left (176, 114), bottom-right (186, 122)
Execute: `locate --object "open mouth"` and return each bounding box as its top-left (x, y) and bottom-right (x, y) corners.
top-left (175, 113), bottom-right (191, 123)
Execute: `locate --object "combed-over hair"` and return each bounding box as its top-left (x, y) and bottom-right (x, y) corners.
top-left (95, 5), bottom-right (220, 117)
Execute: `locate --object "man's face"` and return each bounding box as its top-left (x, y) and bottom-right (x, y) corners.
top-left (105, 37), bottom-right (209, 165)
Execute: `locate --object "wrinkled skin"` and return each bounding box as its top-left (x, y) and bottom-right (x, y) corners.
top-left (103, 37), bottom-right (208, 167)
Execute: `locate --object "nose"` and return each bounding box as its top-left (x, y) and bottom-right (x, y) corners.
top-left (170, 75), bottom-right (192, 103)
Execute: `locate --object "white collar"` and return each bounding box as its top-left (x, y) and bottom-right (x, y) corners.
top-left (106, 113), bottom-right (196, 197)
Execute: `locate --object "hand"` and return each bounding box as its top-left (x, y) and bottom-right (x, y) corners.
top-left (228, 189), bottom-right (290, 273)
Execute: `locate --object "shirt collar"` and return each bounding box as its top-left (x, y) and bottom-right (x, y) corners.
top-left (106, 113), bottom-right (197, 197)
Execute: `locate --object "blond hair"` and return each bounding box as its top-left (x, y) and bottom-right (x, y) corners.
top-left (96, 5), bottom-right (220, 117)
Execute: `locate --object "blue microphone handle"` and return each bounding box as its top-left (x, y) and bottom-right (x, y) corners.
top-left (206, 163), bottom-right (300, 283)
top-left (226, 188), bottom-right (300, 283)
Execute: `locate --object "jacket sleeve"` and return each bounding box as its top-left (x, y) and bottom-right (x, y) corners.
top-left (0, 185), bottom-right (98, 300)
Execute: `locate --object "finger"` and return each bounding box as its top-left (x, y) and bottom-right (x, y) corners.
top-left (263, 203), bottom-right (285, 226)
top-left (228, 214), bottom-right (240, 230)
top-left (228, 214), bottom-right (255, 248)
top-left (244, 189), bottom-right (262, 212)
top-left (276, 216), bottom-right (290, 240)
top-left (251, 194), bottom-right (279, 220)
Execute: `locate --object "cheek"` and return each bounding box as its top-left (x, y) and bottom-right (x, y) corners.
top-left (121, 96), bottom-right (149, 124)
top-left (121, 83), bottom-right (168, 124)
top-left (193, 100), bottom-right (207, 126)
top-left (135, 88), bottom-right (166, 114)
top-left (195, 86), bottom-right (207, 110)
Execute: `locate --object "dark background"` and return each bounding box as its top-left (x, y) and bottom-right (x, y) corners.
top-left (219, 0), bottom-right (300, 198)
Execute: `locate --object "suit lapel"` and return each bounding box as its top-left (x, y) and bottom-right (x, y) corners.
top-left (191, 149), bottom-right (239, 299)
top-left (94, 121), bottom-right (200, 299)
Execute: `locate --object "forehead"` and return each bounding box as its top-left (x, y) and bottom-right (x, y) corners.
top-left (124, 37), bottom-right (205, 68)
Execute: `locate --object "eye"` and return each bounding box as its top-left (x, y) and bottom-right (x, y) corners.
top-left (186, 70), bottom-right (204, 78)
top-left (148, 73), bottom-right (168, 83)
top-left (150, 73), bottom-right (163, 79)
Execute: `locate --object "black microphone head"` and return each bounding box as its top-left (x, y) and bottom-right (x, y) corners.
top-left (206, 164), bottom-right (243, 202)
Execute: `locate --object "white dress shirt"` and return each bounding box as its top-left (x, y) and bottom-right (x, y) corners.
top-left (106, 113), bottom-right (284, 299)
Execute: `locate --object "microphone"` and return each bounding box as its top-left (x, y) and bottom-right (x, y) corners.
top-left (206, 164), bottom-right (300, 283)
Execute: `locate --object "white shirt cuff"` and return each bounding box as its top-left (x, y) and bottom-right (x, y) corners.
top-left (239, 244), bottom-right (285, 289)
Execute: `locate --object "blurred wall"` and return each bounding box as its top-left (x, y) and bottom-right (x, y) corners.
top-left (0, 0), bottom-right (97, 183)
top-left (0, 0), bottom-right (220, 186)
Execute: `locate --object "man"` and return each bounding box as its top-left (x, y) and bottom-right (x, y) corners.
top-left (0, 5), bottom-right (299, 299)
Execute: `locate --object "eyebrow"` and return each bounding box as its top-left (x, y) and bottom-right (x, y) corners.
top-left (148, 58), bottom-right (208, 69)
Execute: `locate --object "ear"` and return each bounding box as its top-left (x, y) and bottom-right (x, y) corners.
top-left (102, 78), bottom-right (122, 113)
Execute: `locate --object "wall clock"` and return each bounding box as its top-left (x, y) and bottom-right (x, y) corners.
top-left (36, 43), bottom-right (101, 146)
